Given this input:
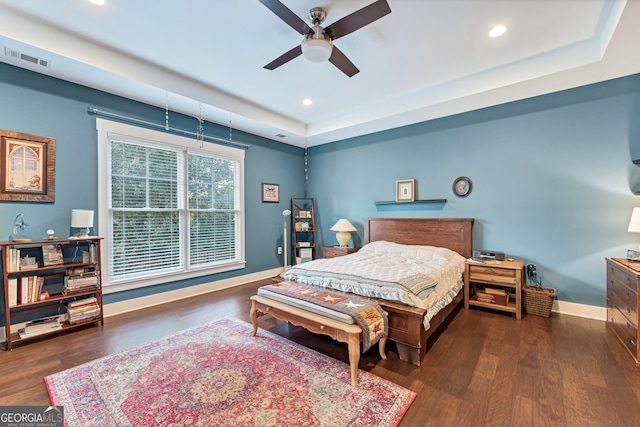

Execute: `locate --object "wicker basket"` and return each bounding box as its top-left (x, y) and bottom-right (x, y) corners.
top-left (523, 284), bottom-right (556, 317)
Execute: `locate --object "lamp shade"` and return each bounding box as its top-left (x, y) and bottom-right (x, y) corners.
top-left (330, 219), bottom-right (356, 232)
top-left (629, 208), bottom-right (640, 232)
top-left (302, 26), bottom-right (333, 62)
top-left (330, 219), bottom-right (356, 248)
top-left (71, 209), bottom-right (94, 238)
top-left (71, 209), bottom-right (94, 228)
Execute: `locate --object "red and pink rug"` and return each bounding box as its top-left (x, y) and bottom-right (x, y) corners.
top-left (45, 318), bottom-right (415, 426)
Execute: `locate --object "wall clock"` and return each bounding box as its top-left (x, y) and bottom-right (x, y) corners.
top-left (453, 176), bottom-right (472, 198)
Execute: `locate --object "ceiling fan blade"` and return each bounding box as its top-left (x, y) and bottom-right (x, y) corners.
top-left (258, 0), bottom-right (311, 35)
top-left (264, 45), bottom-right (303, 70)
top-left (328, 47), bottom-right (359, 77)
top-left (325, 0), bottom-right (391, 40)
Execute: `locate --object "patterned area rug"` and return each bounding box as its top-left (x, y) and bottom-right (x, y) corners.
top-left (45, 318), bottom-right (415, 426)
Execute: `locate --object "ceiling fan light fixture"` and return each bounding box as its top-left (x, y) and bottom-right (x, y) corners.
top-left (490, 25), bottom-right (507, 38)
top-left (302, 26), bottom-right (333, 62)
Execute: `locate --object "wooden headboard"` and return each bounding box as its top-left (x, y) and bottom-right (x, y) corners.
top-left (364, 218), bottom-right (474, 259)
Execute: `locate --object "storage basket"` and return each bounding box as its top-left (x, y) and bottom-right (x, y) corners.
top-left (523, 284), bottom-right (556, 317)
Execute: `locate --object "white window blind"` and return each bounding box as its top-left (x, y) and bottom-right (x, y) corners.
top-left (110, 139), bottom-right (184, 279)
top-left (187, 152), bottom-right (239, 267)
top-left (97, 119), bottom-right (245, 292)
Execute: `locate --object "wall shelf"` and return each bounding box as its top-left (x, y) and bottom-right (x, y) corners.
top-left (374, 199), bottom-right (447, 205)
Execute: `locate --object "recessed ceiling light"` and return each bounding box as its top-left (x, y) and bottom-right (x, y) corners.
top-left (302, 98), bottom-right (313, 106)
top-left (89, 0), bottom-right (105, 5)
top-left (489, 25), bottom-right (507, 38)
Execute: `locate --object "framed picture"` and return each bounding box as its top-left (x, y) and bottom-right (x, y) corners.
top-left (627, 249), bottom-right (639, 261)
top-left (395, 179), bottom-right (415, 202)
top-left (453, 176), bottom-right (472, 198)
top-left (262, 182), bottom-right (279, 203)
top-left (0, 129), bottom-right (56, 202)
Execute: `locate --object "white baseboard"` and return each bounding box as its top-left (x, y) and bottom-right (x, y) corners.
top-left (551, 299), bottom-right (606, 321)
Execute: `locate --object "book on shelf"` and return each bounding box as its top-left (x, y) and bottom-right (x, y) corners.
top-left (8, 277), bottom-right (18, 307)
top-left (18, 315), bottom-right (63, 338)
top-left (484, 287), bottom-right (507, 296)
top-left (17, 276), bottom-right (45, 304)
top-left (67, 297), bottom-right (101, 324)
top-left (68, 296), bottom-right (98, 309)
top-left (20, 277), bottom-right (28, 305)
top-left (42, 244), bottom-right (64, 266)
top-left (19, 255), bottom-right (38, 271)
top-left (64, 265), bottom-right (99, 293)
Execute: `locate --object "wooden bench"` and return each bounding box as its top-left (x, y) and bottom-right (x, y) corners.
top-left (250, 295), bottom-right (387, 387)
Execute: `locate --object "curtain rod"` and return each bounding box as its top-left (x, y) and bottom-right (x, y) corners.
top-left (87, 107), bottom-right (250, 150)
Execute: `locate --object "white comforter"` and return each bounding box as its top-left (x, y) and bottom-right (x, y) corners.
top-left (284, 240), bottom-right (465, 330)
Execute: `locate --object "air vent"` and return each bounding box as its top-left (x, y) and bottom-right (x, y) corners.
top-left (4, 47), bottom-right (52, 68)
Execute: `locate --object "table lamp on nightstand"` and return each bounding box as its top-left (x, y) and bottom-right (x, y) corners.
top-left (330, 218), bottom-right (356, 248)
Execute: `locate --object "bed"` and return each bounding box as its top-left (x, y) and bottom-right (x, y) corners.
top-left (283, 217), bottom-right (474, 366)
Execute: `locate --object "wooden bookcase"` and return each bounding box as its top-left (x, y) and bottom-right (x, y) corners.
top-left (291, 198), bottom-right (316, 263)
top-left (1, 237), bottom-right (104, 350)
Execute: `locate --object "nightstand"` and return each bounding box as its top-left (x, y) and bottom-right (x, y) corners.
top-left (464, 259), bottom-right (524, 319)
top-left (323, 246), bottom-right (359, 258)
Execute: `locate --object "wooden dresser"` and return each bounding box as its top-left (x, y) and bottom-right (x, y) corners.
top-left (606, 258), bottom-right (640, 367)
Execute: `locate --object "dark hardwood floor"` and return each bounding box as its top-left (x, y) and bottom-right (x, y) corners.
top-left (2, 279), bottom-right (639, 426)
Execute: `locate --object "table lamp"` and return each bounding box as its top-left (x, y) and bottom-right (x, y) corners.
top-left (71, 209), bottom-right (94, 238)
top-left (628, 208), bottom-right (640, 233)
top-left (330, 218), bottom-right (356, 248)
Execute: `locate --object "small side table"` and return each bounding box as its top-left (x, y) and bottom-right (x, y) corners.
top-left (464, 259), bottom-right (524, 319)
top-left (323, 246), bottom-right (359, 259)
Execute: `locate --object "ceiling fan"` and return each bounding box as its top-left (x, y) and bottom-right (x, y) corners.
top-left (259, 0), bottom-right (391, 77)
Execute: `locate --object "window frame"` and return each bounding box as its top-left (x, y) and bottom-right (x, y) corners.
top-left (96, 118), bottom-right (245, 294)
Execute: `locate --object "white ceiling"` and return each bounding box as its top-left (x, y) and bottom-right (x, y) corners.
top-left (0, 0), bottom-right (638, 148)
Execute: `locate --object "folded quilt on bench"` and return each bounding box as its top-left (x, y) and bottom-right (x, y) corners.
top-left (258, 282), bottom-right (388, 352)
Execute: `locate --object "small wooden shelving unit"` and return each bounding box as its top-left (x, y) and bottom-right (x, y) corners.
top-left (291, 198), bottom-right (316, 262)
top-left (1, 237), bottom-right (104, 350)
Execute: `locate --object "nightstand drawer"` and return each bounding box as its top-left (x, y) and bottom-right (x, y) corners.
top-left (608, 262), bottom-right (638, 292)
top-left (323, 246), bottom-right (358, 258)
top-left (468, 265), bottom-right (517, 286)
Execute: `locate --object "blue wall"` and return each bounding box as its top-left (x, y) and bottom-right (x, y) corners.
top-left (308, 74), bottom-right (640, 307)
top-left (3, 61), bottom-right (640, 310)
top-left (0, 63), bottom-right (305, 307)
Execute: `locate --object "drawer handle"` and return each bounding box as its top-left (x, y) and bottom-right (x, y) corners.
top-left (319, 325), bottom-right (326, 330)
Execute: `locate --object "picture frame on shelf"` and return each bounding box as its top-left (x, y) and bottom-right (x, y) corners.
top-left (0, 129), bottom-right (56, 202)
top-left (453, 176), bottom-right (472, 198)
top-left (261, 182), bottom-right (279, 203)
top-left (395, 179), bottom-right (415, 202)
top-left (42, 243), bottom-right (64, 266)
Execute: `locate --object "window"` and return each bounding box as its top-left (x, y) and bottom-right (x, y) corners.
top-left (97, 119), bottom-right (245, 292)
